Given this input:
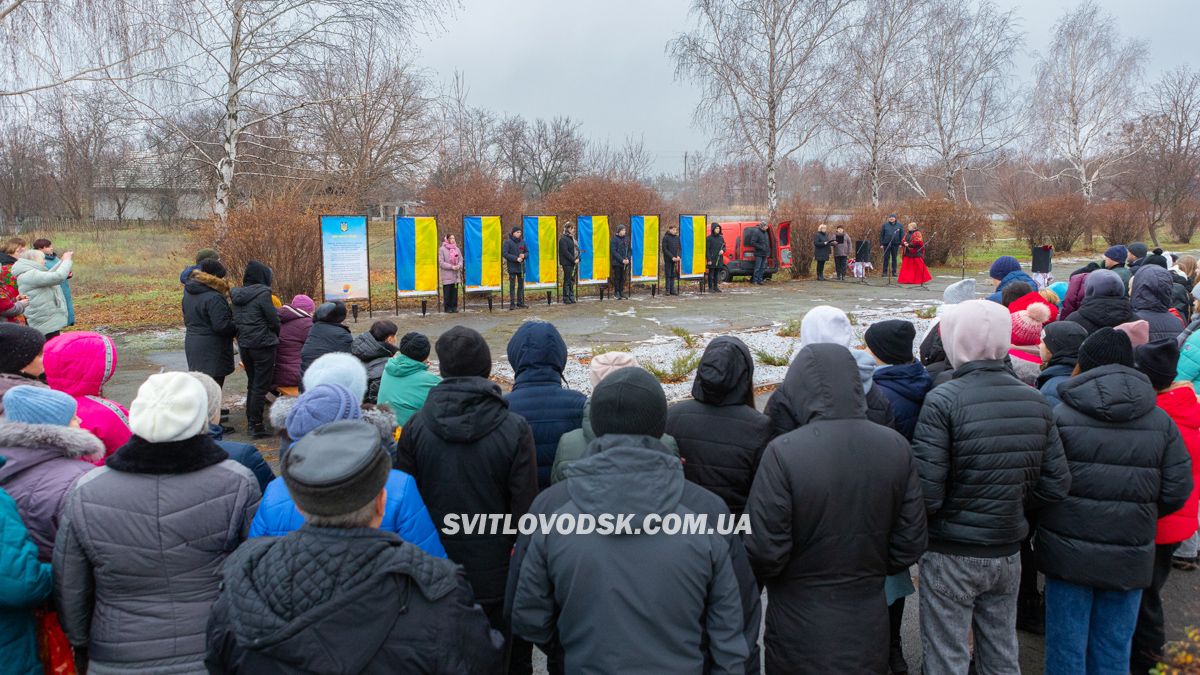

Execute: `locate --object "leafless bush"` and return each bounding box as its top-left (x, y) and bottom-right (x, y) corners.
top-left (902, 197), bottom-right (991, 265)
top-left (1011, 194), bottom-right (1091, 251)
top-left (777, 195), bottom-right (829, 278)
top-left (1171, 200), bottom-right (1200, 244)
top-left (1092, 200), bottom-right (1148, 246)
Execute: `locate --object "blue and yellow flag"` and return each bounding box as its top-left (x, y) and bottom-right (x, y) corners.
top-left (577, 215), bottom-right (610, 285)
top-left (679, 214), bottom-right (707, 278)
top-left (522, 215), bottom-right (558, 289)
top-left (395, 216), bottom-right (439, 297)
top-left (630, 215), bottom-right (659, 282)
top-left (464, 215), bottom-right (502, 291)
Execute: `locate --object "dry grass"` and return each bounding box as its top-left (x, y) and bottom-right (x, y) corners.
top-left (645, 351), bottom-right (701, 383)
top-left (753, 348), bottom-right (792, 367)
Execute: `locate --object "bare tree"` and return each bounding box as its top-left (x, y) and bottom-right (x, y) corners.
top-left (0, 117), bottom-right (53, 223)
top-left (42, 90), bottom-right (122, 219)
top-left (432, 72), bottom-right (497, 181)
top-left (1115, 66), bottom-right (1200, 245)
top-left (586, 135), bottom-right (655, 183)
top-left (519, 116), bottom-right (586, 199)
top-left (1028, 0), bottom-right (1147, 201)
top-left (493, 115), bottom-right (528, 186)
top-left (669, 0), bottom-right (859, 222)
top-left (105, 0), bottom-right (451, 235)
top-left (898, 0), bottom-right (1023, 203)
top-left (829, 0), bottom-right (927, 207)
top-left (298, 29), bottom-right (436, 209)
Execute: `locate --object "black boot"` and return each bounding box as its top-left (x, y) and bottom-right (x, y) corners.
top-left (249, 423), bottom-right (272, 440)
top-left (1017, 593), bottom-right (1045, 636)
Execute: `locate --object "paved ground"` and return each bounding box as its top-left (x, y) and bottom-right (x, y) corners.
top-left (100, 266), bottom-right (1200, 674)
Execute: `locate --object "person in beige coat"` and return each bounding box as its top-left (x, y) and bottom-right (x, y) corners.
top-left (439, 234), bottom-right (463, 313)
top-left (11, 249), bottom-right (73, 337)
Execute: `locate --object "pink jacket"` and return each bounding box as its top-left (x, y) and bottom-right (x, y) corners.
top-left (43, 332), bottom-right (132, 464)
top-left (439, 243), bottom-right (462, 286)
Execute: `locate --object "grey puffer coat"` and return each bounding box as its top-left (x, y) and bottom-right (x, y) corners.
top-left (53, 434), bottom-right (260, 674)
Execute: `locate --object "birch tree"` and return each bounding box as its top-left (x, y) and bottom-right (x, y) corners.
top-left (108, 0), bottom-right (450, 235)
top-left (829, 0), bottom-right (927, 207)
top-left (1029, 0), bottom-right (1147, 201)
top-left (669, 0), bottom-right (859, 223)
top-left (901, 0), bottom-right (1023, 203)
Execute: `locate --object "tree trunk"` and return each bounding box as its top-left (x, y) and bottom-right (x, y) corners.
top-left (213, 0), bottom-right (244, 242)
top-left (944, 163), bottom-right (957, 203)
top-left (869, 160), bottom-right (881, 209)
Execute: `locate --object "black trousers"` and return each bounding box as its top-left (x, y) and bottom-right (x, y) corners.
top-left (1132, 543), bottom-right (1179, 674)
top-left (707, 267), bottom-right (720, 291)
top-left (665, 260), bottom-right (679, 294)
top-left (240, 345), bottom-right (276, 428)
top-left (816, 259), bottom-right (827, 278)
top-left (480, 600), bottom-right (564, 675)
top-left (509, 273), bottom-right (525, 307)
top-left (610, 265), bottom-right (627, 298)
top-left (835, 256), bottom-right (848, 279)
top-left (443, 283), bottom-right (457, 312)
top-left (883, 245), bottom-right (900, 276)
top-left (561, 266), bottom-right (575, 302)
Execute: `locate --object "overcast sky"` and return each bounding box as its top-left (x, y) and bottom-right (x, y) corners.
top-left (416, 0), bottom-right (1199, 174)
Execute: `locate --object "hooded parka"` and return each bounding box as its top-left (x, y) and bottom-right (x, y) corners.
top-left (182, 270), bottom-right (237, 380)
top-left (1132, 265), bottom-right (1185, 342)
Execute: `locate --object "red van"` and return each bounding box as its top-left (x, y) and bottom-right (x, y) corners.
top-left (714, 220), bottom-right (792, 281)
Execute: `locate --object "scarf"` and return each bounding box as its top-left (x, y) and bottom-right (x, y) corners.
top-left (443, 240), bottom-right (460, 265)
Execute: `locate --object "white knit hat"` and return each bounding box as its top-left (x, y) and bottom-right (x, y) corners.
top-left (589, 352), bottom-right (640, 388)
top-left (129, 372), bottom-right (210, 443)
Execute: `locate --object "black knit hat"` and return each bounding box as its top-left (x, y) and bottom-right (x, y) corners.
top-left (282, 420), bottom-right (390, 518)
top-left (1077, 327), bottom-right (1134, 373)
top-left (864, 320), bottom-right (916, 365)
top-left (314, 301), bottom-right (347, 324)
top-left (436, 326), bottom-right (492, 378)
top-left (1041, 321), bottom-right (1088, 358)
top-left (1135, 338), bottom-right (1179, 391)
top-left (0, 324), bottom-right (45, 374)
top-left (590, 367), bottom-right (667, 438)
top-left (198, 258), bottom-right (227, 278)
top-left (1144, 254), bottom-right (1169, 270)
top-left (399, 332), bottom-right (431, 361)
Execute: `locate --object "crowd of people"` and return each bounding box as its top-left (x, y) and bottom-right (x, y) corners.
top-left (0, 236), bottom-right (1198, 674)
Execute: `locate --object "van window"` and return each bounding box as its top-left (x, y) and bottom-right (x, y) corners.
top-left (779, 226), bottom-right (790, 246)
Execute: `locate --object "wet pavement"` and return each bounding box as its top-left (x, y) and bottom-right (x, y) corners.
top-left (100, 267), bottom-right (1200, 674)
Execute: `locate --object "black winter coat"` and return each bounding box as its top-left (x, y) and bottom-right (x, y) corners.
top-left (766, 366), bottom-right (895, 437)
top-left (812, 231), bottom-right (832, 261)
top-left (230, 284), bottom-right (280, 349)
top-left (558, 233), bottom-right (577, 268)
top-left (1172, 278), bottom-right (1193, 322)
top-left (1068, 295), bottom-right (1139, 335)
top-left (395, 376), bottom-right (539, 606)
top-left (502, 236), bottom-right (527, 275)
top-left (748, 227), bottom-right (770, 256)
top-left (666, 337), bottom-right (772, 516)
top-left (661, 233), bottom-right (682, 261)
top-left (206, 527), bottom-right (503, 674)
top-left (1132, 265), bottom-right (1185, 342)
top-left (1036, 366), bottom-right (1193, 590)
top-left (182, 271), bottom-right (236, 379)
top-left (706, 232), bottom-right (726, 266)
top-left (609, 235), bottom-right (631, 267)
top-left (746, 344), bottom-right (927, 674)
top-left (351, 331), bottom-right (395, 405)
top-left (912, 359), bottom-right (1071, 556)
top-left (300, 321), bottom-right (352, 377)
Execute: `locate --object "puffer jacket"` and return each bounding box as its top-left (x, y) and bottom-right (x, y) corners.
top-left (985, 268), bottom-right (1036, 304)
top-left (182, 270), bottom-right (237, 380)
top-left (230, 284), bottom-right (280, 350)
top-left (504, 321), bottom-right (586, 490)
top-left (509, 434), bottom-right (758, 675)
top-left (206, 527), bottom-right (503, 674)
top-left (706, 230), bottom-right (726, 266)
top-left (209, 425), bottom-right (272, 492)
top-left (43, 332), bottom-right (132, 462)
top-left (300, 313), bottom-right (352, 377)
top-left (666, 337), bottom-right (771, 516)
top-left (745, 345), bottom-right (926, 674)
top-left (1061, 266), bottom-right (1099, 319)
top-left (550, 400), bottom-right (680, 484)
top-left (0, 483), bottom-right (53, 675)
top-left (1171, 269), bottom-right (1194, 320)
top-left (872, 361), bottom-right (933, 441)
top-left (502, 235), bottom-right (527, 275)
top-left (249, 470), bottom-right (445, 557)
top-left (273, 303), bottom-right (312, 389)
top-left (0, 422), bottom-right (103, 560)
top-left (1132, 265), bottom-right (1185, 342)
top-left (394, 376), bottom-right (538, 607)
top-left (376, 353), bottom-right (440, 427)
top-left (1156, 385), bottom-right (1200, 545)
top-left (1068, 286), bottom-right (1139, 335)
top-left (0, 372), bottom-right (45, 417)
top-left (1036, 366), bottom-right (1193, 590)
top-left (1181, 325), bottom-right (1200, 383)
top-left (766, 349), bottom-right (896, 436)
top-left (1110, 261), bottom-right (1133, 290)
top-left (41, 251), bottom-right (74, 326)
top-left (351, 331), bottom-right (396, 405)
top-left (1037, 363), bottom-right (1075, 409)
top-left (912, 359), bottom-right (1071, 556)
top-left (10, 256), bottom-right (72, 335)
top-left (53, 434), bottom-right (260, 674)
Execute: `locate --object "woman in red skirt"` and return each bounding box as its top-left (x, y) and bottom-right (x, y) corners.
top-left (898, 224), bottom-right (932, 287)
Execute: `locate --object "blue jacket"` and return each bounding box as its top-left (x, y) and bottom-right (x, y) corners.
top-left (986, 269), bottom-right (1036, 303)
top-left (504, 321), bottom-right (586, 490)
top-left (0, 484), bottom-right (52, 675)
top-left (248, 470), bottom-right (446, 558)
top-left (1178, 326), bottom-right (1200, 383)
top-left (209, 425), bottom-right (273, 492)
top-left (871, 361), bottom-right (932, 441)
top-left (42, 253), bottom-right (74, 326)
top-left (1037, 364), bottom-right (1073, 409)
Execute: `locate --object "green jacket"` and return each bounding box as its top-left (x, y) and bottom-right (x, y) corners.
top-left (0, 485), bottom-right (53, 675)
top-left (11, 257), bottom-right (73, 335)
top-left (377, 353), bottom-right (441, 427)
top-left (550, 400), bottom-right (679, 484)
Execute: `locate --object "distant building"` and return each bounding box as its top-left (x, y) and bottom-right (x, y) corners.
top-left (91, 151), bottom-right (209, 222)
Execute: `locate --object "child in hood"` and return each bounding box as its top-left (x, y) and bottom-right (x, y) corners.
top-left (42, 332), bottom-right (131, 463)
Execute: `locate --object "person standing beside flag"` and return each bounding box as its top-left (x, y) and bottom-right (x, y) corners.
top-left (559, 222), bottom-right (579, 304)
top-left (610, 225), bottom-right (631, 300)
top-left (662, 223), bottom-right (682, 296)
top-left (503, 227), bottom-right (528, 310)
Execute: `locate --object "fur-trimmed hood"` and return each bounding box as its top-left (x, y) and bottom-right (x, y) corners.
top-left (269, 396), bottom-right (396, 444)
top-left (0, 422), bottom-right (105, 461)
top-left (186, 269), bottom-right (231, 296)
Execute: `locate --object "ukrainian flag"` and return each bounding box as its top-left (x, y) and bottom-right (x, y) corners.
top-left (630, 215), bottom-right (659, 282)
top-left (464, 215), bottom-right (502, 291)
top-left (395, 216), bottom-right (438, 297)
top-left (577, 215), bottom-right (610, 285)
top-left (679, 214), bottom-right (707, 278)
top-left (522, 215), bottom-right (558, 289)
